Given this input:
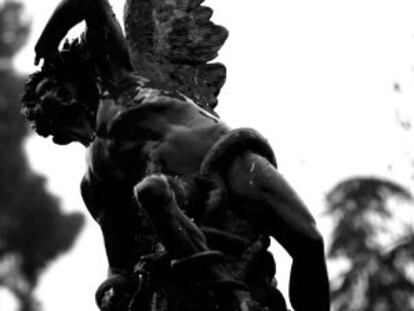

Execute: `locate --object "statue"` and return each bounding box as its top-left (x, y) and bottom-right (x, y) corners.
top-left (21, 0), bottom-right (330, 310)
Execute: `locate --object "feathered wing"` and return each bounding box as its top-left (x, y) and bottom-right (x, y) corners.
top-left (124, 0), bottom-right (228, 113)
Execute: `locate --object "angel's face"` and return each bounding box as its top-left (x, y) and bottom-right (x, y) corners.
top-left (35, 77), bottom-right (95, 146)
top-left (35, 77), bottom-right (78, 105)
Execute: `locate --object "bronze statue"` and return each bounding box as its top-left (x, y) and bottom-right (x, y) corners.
top-left (21, 0), bottom-right (330, 310)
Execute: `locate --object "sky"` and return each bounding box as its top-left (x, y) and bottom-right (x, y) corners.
top-left (2, 0), bottom-right (414, 310)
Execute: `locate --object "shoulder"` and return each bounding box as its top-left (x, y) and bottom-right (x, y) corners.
top-left (109, 88), bottom-right (195, 126)
top-left (131, 87), bottom-right (195, 111)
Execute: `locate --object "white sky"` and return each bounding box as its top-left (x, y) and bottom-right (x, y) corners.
top-left (5, 0), bottom-right (414, 310)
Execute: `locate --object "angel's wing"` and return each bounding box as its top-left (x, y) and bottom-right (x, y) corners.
top-left (124, 0), bottom-right (228, 113)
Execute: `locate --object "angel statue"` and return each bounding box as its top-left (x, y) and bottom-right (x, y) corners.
top-left (21, 0), bottom-right (330, 310)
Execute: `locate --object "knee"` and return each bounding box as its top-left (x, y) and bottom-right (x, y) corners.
top-left (95, 272), bottom-right (136, 310)
top-left (133, 174), bottom-right (174, 209)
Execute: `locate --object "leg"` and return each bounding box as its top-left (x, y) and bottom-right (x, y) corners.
top-left (134, 174), bottom-right (208, 258)
top-left (226, 152), bottom-right (330, 311)
top-left (134, 174), bottom-right (250, 310)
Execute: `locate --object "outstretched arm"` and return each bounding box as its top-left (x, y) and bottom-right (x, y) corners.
top-left (35, 0), bottom-right (134, 85)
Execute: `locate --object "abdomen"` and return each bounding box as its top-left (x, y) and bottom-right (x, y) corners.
top-left (156, 120), bottom-right (230, 176)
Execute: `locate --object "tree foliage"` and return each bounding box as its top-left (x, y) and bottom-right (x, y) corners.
top-left (0, 0), bottom-right (30, 59)
top-left (0, 1), bottom-right (85, 310)
top-left (326, 177), bottom-right (414, 311)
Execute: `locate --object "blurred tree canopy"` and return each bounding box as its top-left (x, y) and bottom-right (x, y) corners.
top-left (326, 177), bottom-right (414, 311)
top-left (0, 1), bottom-right (85, 310)
top-left (0, 0), bottom-right (30, 60)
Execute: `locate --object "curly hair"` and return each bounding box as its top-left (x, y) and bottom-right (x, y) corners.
top-left (21, 36), bottom-right (99, 144)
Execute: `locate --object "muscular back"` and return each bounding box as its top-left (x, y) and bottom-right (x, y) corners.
top-left (87, 87), bottom-right (230, 182)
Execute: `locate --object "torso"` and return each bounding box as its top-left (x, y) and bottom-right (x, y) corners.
top-left (86, 86), bottom-right (230, 182)
top-left (82, 86), bottom-right (278, 301)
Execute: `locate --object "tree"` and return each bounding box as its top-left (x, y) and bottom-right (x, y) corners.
top-left (0, 1), bottom-right (84, 310)
top-left (326, 177), bottom-right (414, 311)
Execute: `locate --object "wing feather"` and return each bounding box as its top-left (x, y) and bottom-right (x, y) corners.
top-left (124, 0), bottom-right (228, 112)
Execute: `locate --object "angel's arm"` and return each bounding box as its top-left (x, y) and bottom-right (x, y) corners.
top-left (226, 152), bottom-right (330, 310)
top-left (35, 0), bottom-right (134, 84)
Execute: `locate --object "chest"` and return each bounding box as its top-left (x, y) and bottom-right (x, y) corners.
top-left (88, 129), bottom-right (221, 183)
top-left (91, 96), bottom-right (229, 179)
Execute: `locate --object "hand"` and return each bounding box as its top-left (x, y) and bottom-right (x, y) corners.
top-left (34, 46), bottom-right (64, 69)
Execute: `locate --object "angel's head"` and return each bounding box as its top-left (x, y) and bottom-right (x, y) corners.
top-left (21, 38), bottom-right (99, 146)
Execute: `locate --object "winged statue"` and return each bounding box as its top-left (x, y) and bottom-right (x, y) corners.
top-left (20, 0), bottom-right (331, 310)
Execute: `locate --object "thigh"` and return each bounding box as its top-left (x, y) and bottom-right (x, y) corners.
top-left (134, 174), bottom-right (209, 258)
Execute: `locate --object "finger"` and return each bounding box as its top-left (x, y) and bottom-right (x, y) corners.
top-left (34, 55), bottom-right (41, 66)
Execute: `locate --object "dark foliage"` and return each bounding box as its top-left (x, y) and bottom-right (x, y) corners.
top-left (0, 1), bottom-right (84, 310)
top-left (0, 1), bottom-right (30, 59)
top-left (326, 177), bottom-right (414, 311)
